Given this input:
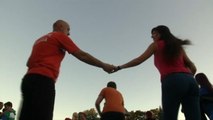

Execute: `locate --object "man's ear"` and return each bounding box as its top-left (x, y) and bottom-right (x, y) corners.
top-left (58, 24), bottom-right (64, 31)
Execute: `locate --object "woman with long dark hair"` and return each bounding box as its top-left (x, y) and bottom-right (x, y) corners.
top-left (115, 25), bottom-right (201, 120)
top-left (196, 73), bottom-right (213, 120)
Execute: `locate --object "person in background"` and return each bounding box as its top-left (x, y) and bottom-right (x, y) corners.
top-left (78, 112), bottom-right (87, 120)
top-left (19, 20), bottom-right (115, 120)
top-left (71, 112), bottom-right (78, 120)
top-left (0, 102), bottom-right (3, 120)
top-left (64, 118), bottom-right (71, 120)
top-left (114, 25), bottom-right (200, 120)
top-left (145, 111), bottom-right (156, 120)
top-left (95, 81), bottom-right (125, 120)
top-left (196, 73), bottom-right (213, 120)
top-left (0, 102), bottom-right (3, 110)
top-left (2, 101), bottom-right (16, 120)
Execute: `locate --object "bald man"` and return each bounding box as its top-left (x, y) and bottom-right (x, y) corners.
top-left (19, 20), bottom-right (115, 120)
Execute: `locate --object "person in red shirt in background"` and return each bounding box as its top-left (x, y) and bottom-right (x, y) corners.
top-left (114, 25), bottom-right (200, 120)
top-left (95, 81), bottom-right (125, 120)
top-left (0, 102), bottom-right (3, 111)
top-left (19, 20), bottom-right (115, 120)
top-left (64, 118), bottom-right (71, 120)
top-left (0, 102), bottom-right (3, 119)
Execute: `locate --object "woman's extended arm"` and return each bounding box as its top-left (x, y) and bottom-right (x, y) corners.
top-left (119, 42), bottom-right (156, 70)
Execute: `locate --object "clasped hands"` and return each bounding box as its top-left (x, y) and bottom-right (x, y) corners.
top-left (102, 63), bottom-right (122, 74)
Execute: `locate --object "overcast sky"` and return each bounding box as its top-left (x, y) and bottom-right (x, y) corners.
top-left (1, 0), bottom-right (213, 119)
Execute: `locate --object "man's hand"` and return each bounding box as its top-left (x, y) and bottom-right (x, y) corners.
top-left (102, 63), bottom-right (116, 73)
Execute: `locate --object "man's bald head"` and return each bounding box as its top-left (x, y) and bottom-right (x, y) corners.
top-left (53, 20), bottom-right (70, 36)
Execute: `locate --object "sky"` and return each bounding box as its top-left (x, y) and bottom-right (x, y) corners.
top-left (0, 0), bottom-right (213, 120)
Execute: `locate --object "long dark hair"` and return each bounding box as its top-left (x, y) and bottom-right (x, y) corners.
top-left (151, 25), bottom-right (191, 61)
top-left (195, 73), bottom-right (213, 90)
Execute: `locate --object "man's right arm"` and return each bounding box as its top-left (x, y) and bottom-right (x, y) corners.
top-left (95, 95), bottom-right (104, 117)
top-left (72, 50), bottom-right (115, 73)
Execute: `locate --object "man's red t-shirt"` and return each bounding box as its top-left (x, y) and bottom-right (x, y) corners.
top-left (99, 87), bottom-right (125, 113)
top-left (27, 32), bottom-right (80, 82)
